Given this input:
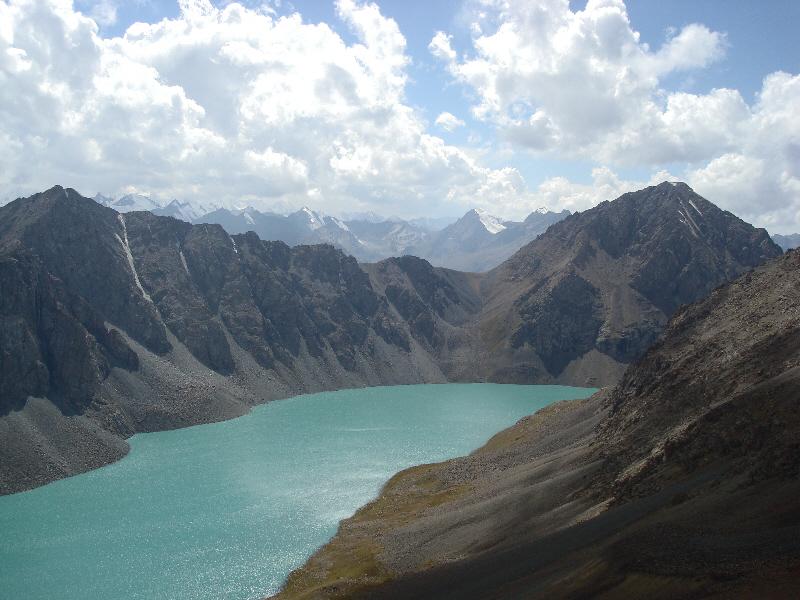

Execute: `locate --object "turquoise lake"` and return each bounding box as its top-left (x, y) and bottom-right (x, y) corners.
top-left (0, 383), bottom-right (595, 600)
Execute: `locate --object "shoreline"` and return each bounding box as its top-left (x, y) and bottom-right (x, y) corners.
top-left (1, 382), bottom-right (597, 498)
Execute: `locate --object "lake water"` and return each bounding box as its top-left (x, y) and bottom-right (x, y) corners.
top-left (0, 383), bottom-right (595, 600)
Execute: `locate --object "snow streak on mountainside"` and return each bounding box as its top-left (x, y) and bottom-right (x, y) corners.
top-left (474, 208), bottom-right (507, 234)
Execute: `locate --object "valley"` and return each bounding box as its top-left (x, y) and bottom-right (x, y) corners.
top-left (0, 182), bottom-right (780, 494)
top-left (275, 242), bottom-right (800, 600)
top-left (0, 384), bottom-right (595, 600)
top-left (3, 2), bottom-right (798, 598)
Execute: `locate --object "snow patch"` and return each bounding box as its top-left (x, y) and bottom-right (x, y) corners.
top-left (474, 208), bottom-right (506, 234)
top-left (301, 207), bottom-right (323, 230)
top-left (177, 243), bottom-right (190, 275)
top-left (677, 208), bottom-right (700, 238)
top-left (688, 199), bottom-right (703, 216)
top-left (680, 201), bottom-right (703, 234)
top-left (330, 217), bottom-right (350, 232)
top-left (117, 214), bottom-right (153, 302)
top-left (230, 235), bottom-right (239, 254)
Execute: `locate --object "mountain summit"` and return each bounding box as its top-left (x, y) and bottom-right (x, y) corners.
top-left (477, 181), bottom-right (782, 385)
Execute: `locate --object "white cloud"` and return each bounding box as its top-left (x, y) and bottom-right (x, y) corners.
top-left (468, 166), bottom-right (679, 219)
top-left (0, 0), bottom-right (543, 219)
top-left (433, 0), bottom-right (729, 161)
top-left (88, 0), bottom-right (118, 27)
top-left (428, 30), bottom-right (456, 61)
top-left (435, 111), bottom-right (465, 131)
top-left (432, 0), bottom-right (800, 231)
top-left (1, 0), bottom-right (797, 232)
top-left (687, 73), bottom-right (800, 233)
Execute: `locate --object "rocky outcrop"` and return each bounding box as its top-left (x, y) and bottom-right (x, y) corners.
top-left (275, 249), bottom-right (800, 600)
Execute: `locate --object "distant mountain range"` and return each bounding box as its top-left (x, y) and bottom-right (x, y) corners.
top-left (94, 193), bottom-right (214, 223)
top-left (773, 232), bottom-right (800, 251)
top-left (93, 193), bottom-right (568, 272)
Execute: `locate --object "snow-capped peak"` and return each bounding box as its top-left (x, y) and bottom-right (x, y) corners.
top-left (474, 208), bottom-right (506, 234)
top-left (96, 193), bottom-right (163, 213)
top-left (300, 206), bottom-right (324, 230)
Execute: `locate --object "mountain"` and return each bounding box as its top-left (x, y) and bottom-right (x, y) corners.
top-left (346, 219), bottom-right (431, 260)
top-left (275, 248), bottom-right (800, 600)
top-left (195, 206), bottom-right (434, 264)
top-left (197, 206), bottom-right (303, 244)
top-left (773, 232), bottom-right (800, 251)
top-left (0, 182), bottom-right (781, 494)
top-left (162, 203), bottom-right (569, 272)
top-left (476, 181), bottom-right (782, 386)
top-left (406, 215), bottom-right (457, 232)
top-left (0, 187), bottom-right (479, 494)
top-left (196, 206), bottom-right (373, 258)
top-left (95, 192), bottom-right (163, 213)
top-left (411, 207), bottom-right (569, 272)
top-left (152, 198), bottom-right (212, 222)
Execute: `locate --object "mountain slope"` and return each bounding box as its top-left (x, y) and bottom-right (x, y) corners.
top-left (275, 248), bottom-right (800, 600)
top-left (477, 181), bottom-right (781, 386)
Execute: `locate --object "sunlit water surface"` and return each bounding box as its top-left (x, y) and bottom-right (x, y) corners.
top-left (0, 383), bottom-right (595, 599)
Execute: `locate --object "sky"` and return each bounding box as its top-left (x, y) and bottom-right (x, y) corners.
top-left (1, 0), bottom-right (798, 232)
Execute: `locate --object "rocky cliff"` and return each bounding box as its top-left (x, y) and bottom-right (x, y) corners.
top-left (274, 249), bottom-right (800, 600)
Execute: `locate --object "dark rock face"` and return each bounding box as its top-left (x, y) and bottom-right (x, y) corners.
top-left (276, 250), bottom-right (800, 600)
top-left (479, 181), bottom-right (782, 385)
top-left (511, 272), bottom-right (603, 374)
top-left (0, 252), bottom-right (138, 417)
top-left (368, 256), bottom-right (482, 353)
top-left (0, 187), bottom-right (170, 355)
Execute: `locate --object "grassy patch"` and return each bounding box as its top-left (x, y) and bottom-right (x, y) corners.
top-left (277, 462), bottom-right (473, 599)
